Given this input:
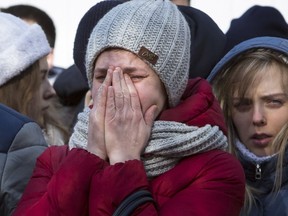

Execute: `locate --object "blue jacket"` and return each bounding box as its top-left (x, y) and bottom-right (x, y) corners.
top-left (238, 148), bottom-right (288, 216)
top-left (207, 36), bottom-right (288, 82)
top-left (206, 36), bottom-right (288, 215)
top-left (0, 103), bottom-right (47, 216)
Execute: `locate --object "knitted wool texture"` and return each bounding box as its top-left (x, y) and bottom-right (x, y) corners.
top-left (85, 0), bottom-right (190, 107)
top-left (69, 108), bottom-right (228, 177)
top-left (0, 12), bottom-right (50, 87)
top-left (73, 0), bottom-right (124, 76)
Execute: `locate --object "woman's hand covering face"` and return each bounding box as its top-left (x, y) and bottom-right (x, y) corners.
top-left (87, 66), bottom-right (157, 164)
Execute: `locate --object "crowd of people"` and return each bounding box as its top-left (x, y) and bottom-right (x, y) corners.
top-left (0, 0), bottom-right (288, 215)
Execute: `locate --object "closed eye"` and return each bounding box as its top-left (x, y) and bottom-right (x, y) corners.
top-left (95, 75), bottom-right (106, 81)
top-left (130, 75), bottom-right (147, 80)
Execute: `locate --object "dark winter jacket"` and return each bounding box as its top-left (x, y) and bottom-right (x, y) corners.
top-left (0, 103), bottom-right (47, 215)
top-left (238, 148), bottom-right (288, 216)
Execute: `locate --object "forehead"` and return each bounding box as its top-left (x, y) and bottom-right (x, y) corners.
top-left (233, 65), bottom-right (286, 97)
top-left (96, 49), bottom-right (140, 64)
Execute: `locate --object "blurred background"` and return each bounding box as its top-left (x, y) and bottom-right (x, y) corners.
top-left (1, 0), bottom-right (287, 69)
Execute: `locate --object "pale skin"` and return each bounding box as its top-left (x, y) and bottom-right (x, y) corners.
top-left (33, 57), bottom-right (56, 127)
top-left (231, 66), bottom-right (288, 156)
top-left (87, 49), bottom-right (167, 164)
top-left (39, 57), bottom-right (56, 112)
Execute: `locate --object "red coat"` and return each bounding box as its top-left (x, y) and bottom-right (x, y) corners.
top-left (13, 78), bottom-right (245, 216)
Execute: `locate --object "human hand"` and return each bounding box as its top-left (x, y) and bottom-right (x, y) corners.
top-left (104, 67), bottom-right (157, 164)
top-left (87, 67), bottom-right (113, 160)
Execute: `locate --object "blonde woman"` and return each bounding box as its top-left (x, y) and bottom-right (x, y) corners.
top-left (0, 12), bottom-right (51, 215)
top-left (0, 57), bottom-right (50, 128)
top-left (0, 11), bottom-right (69, 146)
top-left (208, 36), bottom-right (288, 215)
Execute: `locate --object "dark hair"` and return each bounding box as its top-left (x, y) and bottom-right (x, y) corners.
top-left (2, 4), bottom-right (56, 48)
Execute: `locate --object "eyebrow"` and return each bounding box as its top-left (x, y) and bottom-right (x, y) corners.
top-left (233, 93), bottom-right (288, 100)
top-left (261, 93), bottom-right (288, 100)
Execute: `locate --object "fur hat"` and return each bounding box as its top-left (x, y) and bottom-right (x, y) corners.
top-left (85, 0), bottom-right (190, 107)
top-left (0, 12), bottom-right (50, 86)
top-left (225, 5), bottom-right (288, 53)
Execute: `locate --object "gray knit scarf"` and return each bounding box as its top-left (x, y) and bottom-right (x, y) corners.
top-left (69, 107), bottom-right (228, 178)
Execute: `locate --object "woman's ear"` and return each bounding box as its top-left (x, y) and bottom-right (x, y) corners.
top-left (85, 90), bottom-right (93, 107)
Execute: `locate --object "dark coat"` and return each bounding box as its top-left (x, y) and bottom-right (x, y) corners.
top-left (0, 103), bottom-right (47, 216)
top-left (238, 148), bottom-right (288, 216)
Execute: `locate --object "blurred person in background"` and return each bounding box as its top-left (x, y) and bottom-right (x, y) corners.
top-left (0, 12), bottom-right (48, 216)
top-left (2, 4), bottom-right (72, 145)
top-left (1, 4), bottom-right (64, 84)
top-left (224, 5), bottom-right (288, 54)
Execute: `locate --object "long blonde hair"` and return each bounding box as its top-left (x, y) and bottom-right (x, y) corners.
top-left (0, 59), bottom-right (72, 145)
top-left (212, 48), bottom-right (288, 213)
top-left (0, 61), bottom-right (42, 124)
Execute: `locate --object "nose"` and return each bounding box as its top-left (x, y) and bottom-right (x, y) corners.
top-left (252, 105), bottom-right (266, 126)
top-left (44, 80), bottom-right (56, 99)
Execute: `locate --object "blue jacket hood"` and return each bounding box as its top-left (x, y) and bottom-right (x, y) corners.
top-left (207, 36), bottom-right (288, 82)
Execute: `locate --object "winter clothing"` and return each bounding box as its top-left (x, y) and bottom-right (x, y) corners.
top-left (236, 140), bottom-right (288, 216)
top-left (53, 64), bottom-right (88, 107)
top-left (178, 5), bottom-right (226, 79)
top-left (69, 79), bottom-right (228, 178)
top-left (13, 1), bottom-right (245, 215)
top-left (73, 0), bottom-right (124, 77)
top-left (86, 0), bottom-right (190, 107)
top-left (207, 36), bottom-right (288, 215)
top-left (56, 1), bottom-right (121, 129)
top-left (53, 64), bottom-right (88, 130)
top-left (207, 36), bottom-right (288, 82)
top-left (0, 103), bottom-right (47, 216)
top-left (1, 4), bottom-right (56, 48)
top-left (225, 5), bottom-right (288, 53)
top-left (13, 78), bottom-right (245, 216)
top-left (0, 12), bottom-right (50, 87)
top-left (73, 1), bottom-right (226, 83)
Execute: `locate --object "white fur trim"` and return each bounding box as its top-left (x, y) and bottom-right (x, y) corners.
top-left (0, 12), bottom-right (51, 86)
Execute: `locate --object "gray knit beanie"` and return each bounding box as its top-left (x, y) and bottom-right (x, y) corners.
top-left (86, 0), bottom-right (191, 107)
top-left (0, 12), bottom-right (50, 87)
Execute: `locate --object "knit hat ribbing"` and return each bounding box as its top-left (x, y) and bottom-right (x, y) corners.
top-left (73, 1), bottom-right (226, 81)
top-left (0, 12), bottom-right (50, 87)
top-left (85, 0), bottom-right (191, 107)
top-left (73, 0), bottom-right (124, 77)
